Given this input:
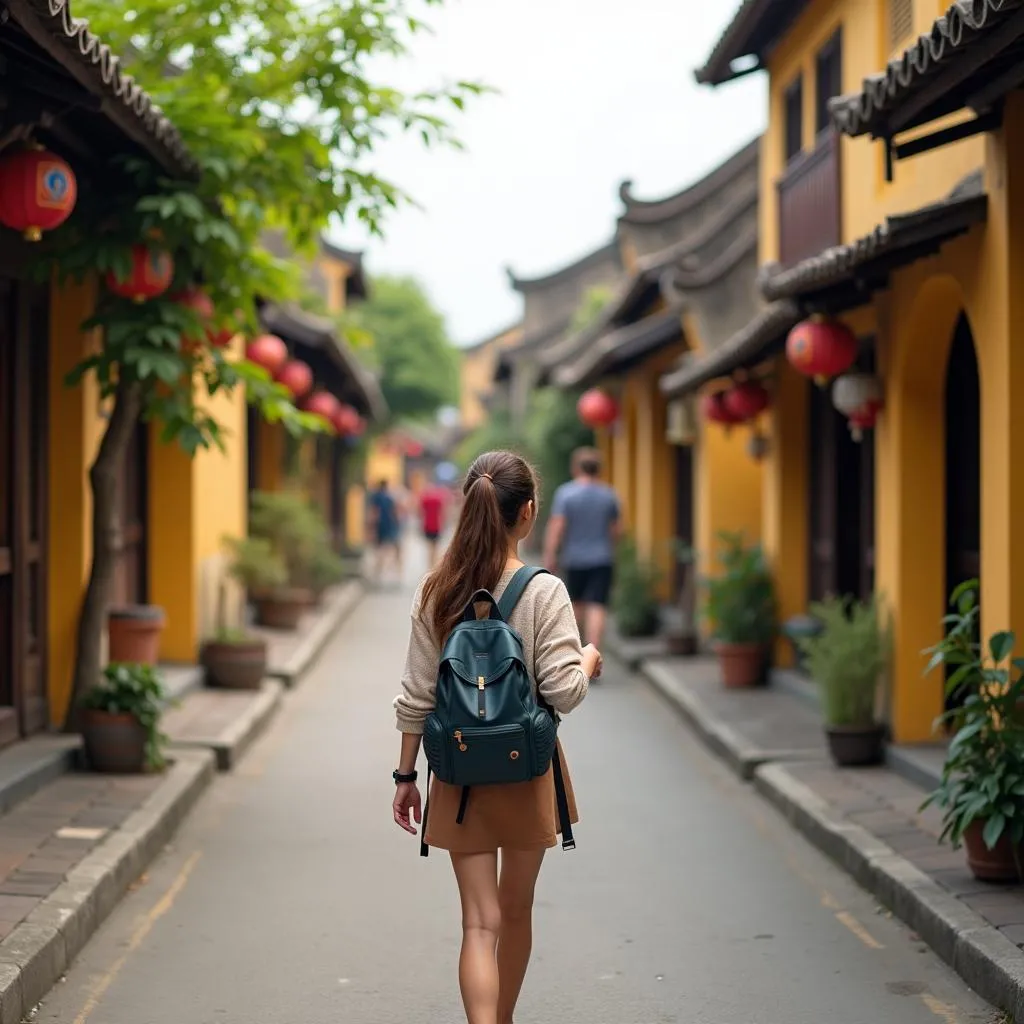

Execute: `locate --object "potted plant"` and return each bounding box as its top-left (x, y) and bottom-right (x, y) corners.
top-left (611, 536), bottom-right (662, 638)
top-left (701, 531), bottom-right (776, 689)
top-left (304, 537), bottom-right (347, 605)
top-left (80, 662), bottom-right (169, 773)
top-left (247, 491), bottom-right (320, 628)
top-left (201, 545), bottom-right (271, 689)
top-left (797, 594), bottom-right (890, 766)
top-left (922, 579), bottom-right (1024, 882)
top-left (665, 541), bottom-right (698, 657)
top-left (108, 604), bottom-right (166, 665)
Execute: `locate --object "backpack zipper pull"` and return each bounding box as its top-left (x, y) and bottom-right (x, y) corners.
top-left (477, 676), bottom-right (486, 719)
top-left (454, 730), bottom-right (467, 752)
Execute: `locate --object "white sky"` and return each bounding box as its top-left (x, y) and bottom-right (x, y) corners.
top-left (334, 0), bottom-right (766, 347)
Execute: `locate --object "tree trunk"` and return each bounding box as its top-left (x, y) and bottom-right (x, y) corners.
top-left (63, 379), bottom-right (143, 731)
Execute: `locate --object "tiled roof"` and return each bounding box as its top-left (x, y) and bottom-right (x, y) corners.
top-left (9, 0), bottom-right (197, 177)
top-left (761, 172), bottom-right (987, 303)
top-left (261, 302), bottom-right (388, 422)
top-left (658, 300), bottom-right (800, 399)
top-left (505, 239), bottom-right (621, 294)
top-left (830, 0), bottom-right (1024, 138)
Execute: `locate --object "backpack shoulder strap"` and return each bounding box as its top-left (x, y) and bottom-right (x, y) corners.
top-left (497, 566), bottom-right (550, 621)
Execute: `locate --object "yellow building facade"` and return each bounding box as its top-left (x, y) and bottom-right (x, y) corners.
top-left (672, 0), bottom-right (1023, 743)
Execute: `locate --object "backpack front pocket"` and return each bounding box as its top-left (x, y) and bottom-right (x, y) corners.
top-left (449, 724), bottom-right (533, 786)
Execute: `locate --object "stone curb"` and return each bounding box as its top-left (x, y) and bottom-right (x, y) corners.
top-left (640, 660), bottom-right (820, 780)
top-left (270, 580), bottom-right (364, 688)
top-left (754, 761), bottom-right (1024, 1021)
top-left (0, 750), bottom-right (215, 1024)
top-left (168, 681), bottom-right (283, 771)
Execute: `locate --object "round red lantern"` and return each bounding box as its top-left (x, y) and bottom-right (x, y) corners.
top-left (406, 440), bottom-right (425, 458)
top-left (333, 404), bottom-right (361, 436)
top-left (245, 334), bottom-right (288, 375)
top-left (106, 244), bottom-right (174, 303)
top-left (832, 373), bottom-right (884, 441)
top-left (577, 388), bottom-right (619, 428)
top-left (301, 390), bottom-right (341, 430)
top-left (172, 288), bottom-right (215, 353)
top-left (275, 359), bottom-right (313, 400)
top-left (0, 146), bottom-right (77, 241)
top-left (701, 390), bottom-right (742, 428)
top-left (786, 318), bottom-right (858, 386)
top-left (723, 381), bottom-right (770, 423)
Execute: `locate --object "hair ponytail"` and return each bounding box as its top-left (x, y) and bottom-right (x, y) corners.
top-left (421, 450), bottom-right (538, 643)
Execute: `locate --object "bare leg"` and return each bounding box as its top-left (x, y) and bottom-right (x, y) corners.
top-left (497, 848), bottom-right (546, 1024)
top-left (571, 602), bottom-right (586, 643)
top-left (585, 602), bottom-right (608, 650)
top-left (451, 852), bottom-right (502, 1024)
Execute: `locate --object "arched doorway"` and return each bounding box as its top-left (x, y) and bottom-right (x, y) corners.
top-left (943, 312), bottom-right (980, 712)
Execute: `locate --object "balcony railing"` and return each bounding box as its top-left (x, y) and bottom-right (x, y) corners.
top-left (777, 129), bottom-right (841, 268)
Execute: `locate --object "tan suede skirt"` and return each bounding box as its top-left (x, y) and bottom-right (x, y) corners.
top-left (424, 739), bottom-right (579, 853)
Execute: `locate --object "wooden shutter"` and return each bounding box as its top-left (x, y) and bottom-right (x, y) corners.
top-left (889, 0), bottom-right (914, 51)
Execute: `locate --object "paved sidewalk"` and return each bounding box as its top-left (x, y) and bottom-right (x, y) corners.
top-left (640, 652), bottom-right (1024, 1020)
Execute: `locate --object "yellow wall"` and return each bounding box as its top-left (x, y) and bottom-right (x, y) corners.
top-left (47, 276), bottom-right (105, 725)
top-left (459, 326), bottom-right (523, 431)
top-left (759, 0), bottom-right (983, 267)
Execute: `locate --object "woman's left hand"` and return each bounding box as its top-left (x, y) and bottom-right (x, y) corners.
top-left (393, 782), bottom-right (422, 835)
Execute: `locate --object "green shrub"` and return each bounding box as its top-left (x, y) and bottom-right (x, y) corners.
top-left (701, 532), bottom-right (775, 645)
top-left (82, 663), bottom-right (169, 770)
top-left (248, 490), bottom-right (328, 586)
top-left (797, 595), bottom-right (890, 727)
top-left (612, 537), bottom-right (661, 638)
top-left (225, 536), bottom-right (288, 593)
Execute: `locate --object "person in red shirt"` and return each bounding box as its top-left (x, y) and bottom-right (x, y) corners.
top-left (418, 481), bottom-right (449, 568)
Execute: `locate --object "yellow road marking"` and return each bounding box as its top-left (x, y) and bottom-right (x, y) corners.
top-left (919, 992), bottom-right (961, 1023)
top-left (72, 850), bottom-right (202, 1024)
top-left (835, 909), bottom-right (885, 949)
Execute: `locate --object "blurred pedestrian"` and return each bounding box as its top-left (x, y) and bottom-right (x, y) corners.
top-left (418, 476), bottom-right (450, 568)
top-left (543, 446), bottom-right (621, 651)
top-left (367, 479), bottom-right (402, 584)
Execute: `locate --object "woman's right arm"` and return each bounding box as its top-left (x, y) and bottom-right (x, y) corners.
top-left (533, 579), bottom-right (596, 715)
top-left (393, 585), bottom-right (440, 734)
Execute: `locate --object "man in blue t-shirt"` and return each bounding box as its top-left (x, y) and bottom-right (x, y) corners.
top-left (543, 447), bottom-right (621, 650)
top-left (367, 479), bottom-right (402, 584)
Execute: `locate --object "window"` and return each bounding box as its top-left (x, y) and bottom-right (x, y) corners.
top-left (815, 30), bottom-right (843, 134)
top-left (784, 75), bottom-right (804, 163)
top-left (889, 0), bottom-right (913, 51)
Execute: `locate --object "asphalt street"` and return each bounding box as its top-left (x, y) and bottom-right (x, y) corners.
top-left (35, 548), bottom-right (1000, 1024)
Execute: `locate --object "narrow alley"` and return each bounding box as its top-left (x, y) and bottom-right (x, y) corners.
top-left (34, 556), bottom-right (995, 1024)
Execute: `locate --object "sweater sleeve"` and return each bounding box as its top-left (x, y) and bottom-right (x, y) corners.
top-left (393, 582), bottom-right (440, 734)
top-left (532, 578), bottom-right (589, 715)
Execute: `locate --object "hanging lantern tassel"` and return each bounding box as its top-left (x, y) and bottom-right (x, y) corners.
top-left (832, 373), bottom-right (884, 442)
top-left (747, 430), bottom-right (770, 462)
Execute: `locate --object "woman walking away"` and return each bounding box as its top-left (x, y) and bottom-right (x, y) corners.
top-left (392, 450), bottom-right (601, 1024)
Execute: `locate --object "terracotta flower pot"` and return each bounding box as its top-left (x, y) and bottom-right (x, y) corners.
top-left (253, 589), bottom-right (311, 630)
top-left (202, 638), bottom-right (268, 690)
top-left (963, 819), bottom-right (1024, 882)
top-left (825, 724), bottom-right (885, 767)
top-left (108, 606), bottom-right (165, 665)
top-left (81, 708), bottom-right (147, 774)
top-left (714, 642), bottom-right (766, 689)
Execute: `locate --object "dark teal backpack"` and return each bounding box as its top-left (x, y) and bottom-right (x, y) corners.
top-left (420, 566), bottom-right (575, 857)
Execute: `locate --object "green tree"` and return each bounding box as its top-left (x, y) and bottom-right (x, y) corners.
top-left (349, 275), bottom-right (460, 423)
top-left (524, 388), bottom-right (594, 526)
top-left (47, 0), bottom-right (481, 724)
top-left (570, 284), bottom-right (615, 334)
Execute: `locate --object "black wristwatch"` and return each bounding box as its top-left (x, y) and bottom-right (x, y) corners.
top-left (393, 769), bottom-right (418, 785)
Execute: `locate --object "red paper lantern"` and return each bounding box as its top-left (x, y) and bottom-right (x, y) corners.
top-left (333, 404), bottom-right (361, 436)
top-left (723, 381), bottom-right (770, 423)
top-left (245, 334), bottom-right (288, 374)
top-left (577, 388), bottom-right (619, 428)
top-left (786, 318), bottom-right (858, 386)
top-left (302, 390), bottom-right (341, 430)
top-left (406, 440), bottom-right (425, 458)
top-left (172, 288), bottom-right (215, 353)
top-left (701, 390), bottom-right (741, 427)
top-left (106, 244), bottom-right (174, 303)
top-left (832, 373), bottom-right (884, 441)
top-left (0, 146), bottom-right (77, 241)
top-left (275, 359), bottom-right (313, 400)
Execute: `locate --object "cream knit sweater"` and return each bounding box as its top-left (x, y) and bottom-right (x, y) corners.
top-left (394, 567), bottom-right (590, 734)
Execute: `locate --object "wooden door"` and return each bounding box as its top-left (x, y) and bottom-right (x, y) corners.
top-left (0, 279), bottom-right (50, 742)
top-left (673, 444), bottom-right (694, 598)
top-left (112, 421), bottom-right (148, 608)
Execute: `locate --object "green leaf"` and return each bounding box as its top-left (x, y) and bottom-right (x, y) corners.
top-left (991, 631), bottom-right (1016, 663)
top-left (983, 813), bottom-right (1007, 850)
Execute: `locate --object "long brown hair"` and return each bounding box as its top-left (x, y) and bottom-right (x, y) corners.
top-left (421, 450), bottom-right (538, 643)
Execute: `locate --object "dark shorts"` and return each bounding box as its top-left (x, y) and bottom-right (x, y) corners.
top-left (375, 524), bottom-right (399, 547)
top-left (565, 564), bottom-right (614, 606)
top-left (423, 528), bottom-right (440, 542)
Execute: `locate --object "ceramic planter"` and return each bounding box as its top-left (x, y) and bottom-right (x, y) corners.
top-left (963, 819), bottom-right (1024, 882)
top-left (81, 709), bottom-right (147, 773)
top-left (108, 605), bottom-right (165, 665)
top-left (202, 638), bottom-right (268, 690)
top-left (714, 642), bottom-right (766, 689)
top-left (253, 589), bottom-right (311, 630)
top-left (825, 724), bottom-right (885, 767)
